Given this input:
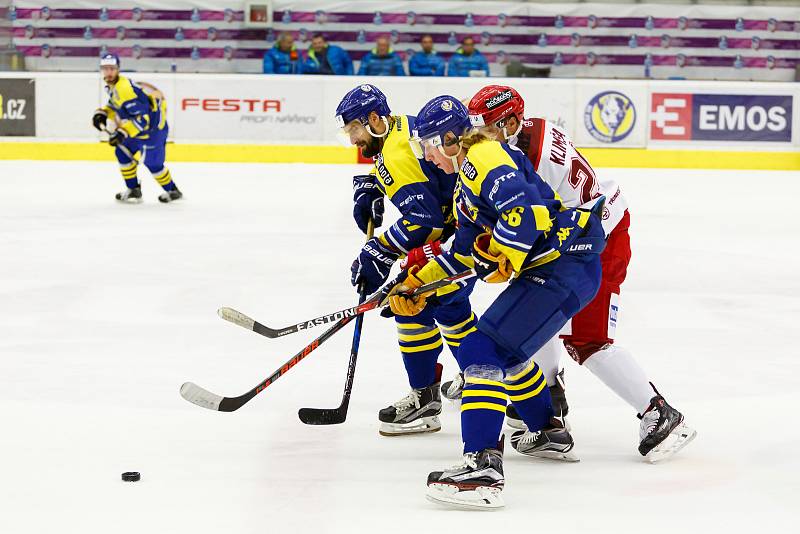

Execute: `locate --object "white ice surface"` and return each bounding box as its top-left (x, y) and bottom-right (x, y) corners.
top-left (1, 161), bottom-right (798, 533)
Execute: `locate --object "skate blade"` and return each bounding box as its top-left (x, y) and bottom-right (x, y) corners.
top-left (379, 416), bottom-right (441, 437)
top-left (426, 483), bottom-right (504, 510)
top-left (506, 418), bottom-right (572, 432)
top-left (645, 423), bottom-right (697, 464)
top-left (521, 449), bottom-right (580, 463)
top-left (116, 197), bottom-right (143, 204)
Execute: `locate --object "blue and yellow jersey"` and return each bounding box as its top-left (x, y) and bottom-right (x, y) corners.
top-left (371, 114), bottom-right (457, 255)
top-left (422, 139), bottom-right (596, 280)
top-left (102, 76), bottom-right (167, 139)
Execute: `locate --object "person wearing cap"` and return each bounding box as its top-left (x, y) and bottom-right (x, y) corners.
top-left (334, 84), bottom-right (477, 436)
top-left (446, 36), bottom-right (489, 77)
top-left (92, 53), bottom-right (182, 203)
top-left (408, 35), bottom-right (445, 76)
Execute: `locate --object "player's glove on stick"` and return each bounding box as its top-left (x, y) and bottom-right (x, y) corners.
top-left (472, 232), bottom-right (512, 283)
top-left (92, 109), bottom-right (108, 131)
top-left (352, 175), bottom-right (384, 234)
top-left (351, 237), bottom-right (399, 294)
top-left (108, 128), bottom-right (129, 147)
top-left (386, 266), bottom-right (434, 317)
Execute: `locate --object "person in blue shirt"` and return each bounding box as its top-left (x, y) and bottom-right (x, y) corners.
top-left (409, 34), bottom-right (445, 76)
top-left (304, 33), bottom-right (354, 75)
top-left (263, 32), bottom-right (303, 74)
top-left (447, 36), bottom-right (490, 77)
top-left (357, 36), bottom-right (406, 76)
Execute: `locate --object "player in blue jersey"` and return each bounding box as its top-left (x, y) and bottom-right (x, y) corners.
top-left (335, 84), bottom-right (478, 436)
top-left (384, 96), bottom-right (606, 509)
top-left (92, 53), bottom-right (182, 203)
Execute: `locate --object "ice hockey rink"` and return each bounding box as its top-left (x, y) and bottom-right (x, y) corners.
top-left (1, 160), bottom-right (798, 533)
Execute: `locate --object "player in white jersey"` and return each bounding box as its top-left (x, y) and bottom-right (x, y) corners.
top-left (460, 85), bottom-right (696, 462)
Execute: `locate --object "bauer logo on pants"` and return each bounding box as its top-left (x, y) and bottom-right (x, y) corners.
top-left (650, 93), bottom-right (792, 142)
top-left (583, 91), bottom-right (636, 143)
top-left (0, 78), bottom-right (36, 136)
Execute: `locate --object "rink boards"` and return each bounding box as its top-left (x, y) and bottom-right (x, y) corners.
top-left (1, 72), bottom-right (799, 169)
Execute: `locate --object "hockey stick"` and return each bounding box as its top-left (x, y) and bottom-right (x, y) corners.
top-left (297, 219), bottom-right (375, 425)
top-left (180, 271), bottom-right (474, 412)
top-left (218, 269), bottom-right (476, 339)
top-left (104, 126), bottom-right (139, 163)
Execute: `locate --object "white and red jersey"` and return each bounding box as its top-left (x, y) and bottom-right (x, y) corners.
top-left (511, 118), bottom-right (628, 236)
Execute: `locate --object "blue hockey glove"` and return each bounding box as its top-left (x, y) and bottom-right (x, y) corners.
top-left (353, 174), bottom-right (384, 234)
top-left (108, 128), bottom-right (128, 147)
top-left (351, 238), bottom-right (399, 294)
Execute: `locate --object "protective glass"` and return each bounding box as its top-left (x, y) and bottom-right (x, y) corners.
top-left (409, 132), bottom-right (444, 160)
top-left (335, 116), bottom-right (371, 147)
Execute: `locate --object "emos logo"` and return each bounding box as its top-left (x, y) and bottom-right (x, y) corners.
top-left (583, 91), bottom-right (636, 143)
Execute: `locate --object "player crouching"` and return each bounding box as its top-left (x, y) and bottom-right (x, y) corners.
top-left (92, 53), bottom-right (182, 204)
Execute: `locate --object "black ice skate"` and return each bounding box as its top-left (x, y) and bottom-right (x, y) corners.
top-left (440, 372), bottom-right (464, 403)
top-left (426, 442), bottom-right (505, 510)
top-left (115, 186), bottom-right (142, 203)
top-left (506, 368), bottom-right (570, 431)
top-left (638, 395), bottom-right (696, 463)
top-left (158, 187), bottom-right (183, 203)
top-left (378, 380), bottom-right (442, 436)
top-left (510, 418), bottom-right (579, 462)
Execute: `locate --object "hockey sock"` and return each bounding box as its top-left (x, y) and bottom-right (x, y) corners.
top-left (119, 162), bottom-right (139, 189)
top-left (583, 344), bottom-right (654, 414)
top-left (397, 321), bottom-right (443, 389)
top-left (532, 336), bottom-right (562, 386)
top-left (152, 168), bottom-right (177, 191)
top-left (504, 358), bottom-right (553, 432)
top-left (461, 364), bottom-right (507, 453)
top-left (439, 312), bottom-right (478, 359)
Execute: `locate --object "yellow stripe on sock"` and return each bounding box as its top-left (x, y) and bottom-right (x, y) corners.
top-left (505, 368), bottom-right (543, 391)
top-left (440, 313), bottom-right (476, 333)
top-left (505, 360), bottom-right (536, 382)
top-left (462, 390), bottom-right (508, 400)
top-left (461, 402), bottom-right (508, 413)
top-left (396, 323), bottom-right (427, 330)
top-left (442, 326), bottom-right (477, 340)
top-left (398, 329), bottom-right (440, 342)
top-left (508, 380), bottom-right (547, 401)
top-left (398, 338), bottom-right (443, 353)
top-left (466, 377), bottom-right (506, 388)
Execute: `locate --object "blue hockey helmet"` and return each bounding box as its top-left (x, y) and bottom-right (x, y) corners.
top-left (409, 95), bottom-right (471, 160)
top-left (335, 84), bottom-right (392, 145)
top-left (100, 52), bottom-right (120, 69)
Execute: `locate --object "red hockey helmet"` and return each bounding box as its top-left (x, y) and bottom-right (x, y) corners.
top-left (467, 85), bottom-right (525, 141)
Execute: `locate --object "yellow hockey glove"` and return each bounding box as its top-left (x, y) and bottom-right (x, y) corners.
top-left (472, 232), bottom-right (512, 283)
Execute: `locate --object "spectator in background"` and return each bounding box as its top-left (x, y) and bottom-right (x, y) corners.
top-left (408, 34), bottom-right (445, 76)
top-left (357, 36), bottom-right (405, 76)
top-left (263, 32), bottom-right (303, 74)
top-left (304, 33), bottom-right (354, 75)
top-left (447, 36), bottom-right (489, 77)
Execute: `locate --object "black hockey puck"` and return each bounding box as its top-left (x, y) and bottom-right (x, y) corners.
top-left (121, 472), bottom-right (141, 482)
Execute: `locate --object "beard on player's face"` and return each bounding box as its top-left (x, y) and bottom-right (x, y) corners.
top-left (359, 135), bottom-right (383, 158)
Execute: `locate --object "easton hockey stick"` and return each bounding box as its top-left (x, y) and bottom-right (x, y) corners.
top-left (218, 268), bottom-right (476, 339)
top-left (180, 271), bottom-right (474, 412)
top-left (297, 219), bottom-right (375, 425)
